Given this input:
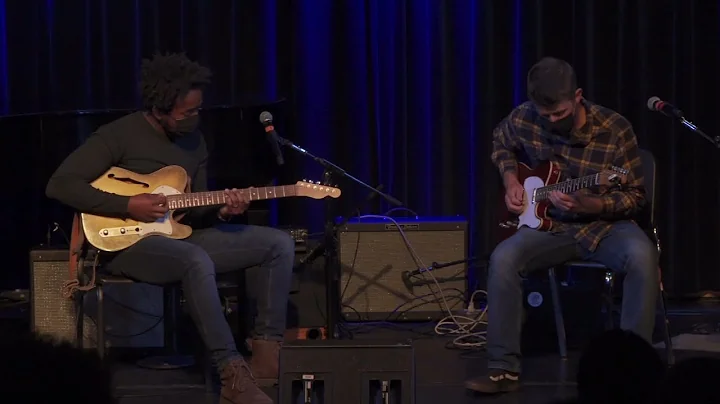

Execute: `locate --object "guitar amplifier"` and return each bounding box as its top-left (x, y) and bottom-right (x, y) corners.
top-left (279, 339), bottom-right (414, 404)
top-left (29, 247), bottom-right (164, 349)
top-left (29, 248), bottom-right (97, 347)
top-left (338, 217), bottom-right (468, 321)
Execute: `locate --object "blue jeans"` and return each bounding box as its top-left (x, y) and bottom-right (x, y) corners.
top-left (486, 221), bottom-right (659, 374)
top-left (105, 224), bottom-right (296, 368)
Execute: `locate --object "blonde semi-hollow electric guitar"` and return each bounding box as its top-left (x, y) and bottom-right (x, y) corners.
top-left (81, 165), bottom-right (341, 252)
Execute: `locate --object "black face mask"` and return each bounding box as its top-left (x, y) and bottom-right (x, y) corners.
top-left (172, 115), bottom-right (200, 135)
top-left (547, 112), bottom-right (575, 136)
top-left (157, 114), bottom-right (200, 136)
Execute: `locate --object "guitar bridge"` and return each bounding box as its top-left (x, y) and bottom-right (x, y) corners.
top-left (498, 220), bottom-right (519, 229)
top-left (99, 226), bottom-right (143, 237)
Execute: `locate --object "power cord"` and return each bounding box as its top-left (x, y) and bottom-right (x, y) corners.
top-left (383, 207), bottom-right (419, 217)
top-left (356, 215), bottom-right (488, 349)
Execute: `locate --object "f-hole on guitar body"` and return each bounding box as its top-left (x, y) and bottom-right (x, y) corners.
top-left (81, 165), bottom-right (341, 252)
top-left (497, 161), bottom-right (628, 242)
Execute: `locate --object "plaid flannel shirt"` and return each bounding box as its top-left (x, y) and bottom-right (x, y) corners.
top-left (491, 100), bottom-right (646, 252)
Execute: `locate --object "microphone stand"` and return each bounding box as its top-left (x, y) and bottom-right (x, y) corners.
top-left (677, 116), bottom-right (720, 148)
top-left (276, 135), bottom-right (403, 339)
top-left (402, 256), bottom-right (486, 292)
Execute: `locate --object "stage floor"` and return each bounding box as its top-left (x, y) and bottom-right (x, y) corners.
top-left (109, 336), bottom-right (720, 404)
top-left (3, 299), bottom-right (720, 403)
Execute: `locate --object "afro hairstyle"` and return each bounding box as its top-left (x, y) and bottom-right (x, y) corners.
top-left (140, 52), bottom-right (212, 113)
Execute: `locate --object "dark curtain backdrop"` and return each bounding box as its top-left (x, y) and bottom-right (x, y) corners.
top-left (0, 0), bottom-right (718, 296)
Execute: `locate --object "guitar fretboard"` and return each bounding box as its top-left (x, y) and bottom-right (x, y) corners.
top-left (534, 173), bottom-right (601, 201)
top-left (166, 186), bottom-right (297, 210)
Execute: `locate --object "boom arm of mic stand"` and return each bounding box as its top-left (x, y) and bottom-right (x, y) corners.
top-left (679, 117), bottom-right (720, 148)
top-left (277, 136), bottom-right (403, 206)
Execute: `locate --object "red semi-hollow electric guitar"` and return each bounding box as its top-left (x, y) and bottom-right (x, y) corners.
top-left (497, 161), bottom-right (628, 242)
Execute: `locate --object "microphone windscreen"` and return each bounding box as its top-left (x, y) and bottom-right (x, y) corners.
top-left (646, 96), bottom-right (661, 111)
top-left (259, 111), bottom-right (273, 124)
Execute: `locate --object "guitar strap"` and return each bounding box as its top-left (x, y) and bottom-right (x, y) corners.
top-left (62, 212), bottom-right (98, 299)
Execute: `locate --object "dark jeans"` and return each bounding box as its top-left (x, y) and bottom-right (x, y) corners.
top-left (105, 224), bottom-right (296, 368)
top-left (486, 220), bottom-right (659, 374)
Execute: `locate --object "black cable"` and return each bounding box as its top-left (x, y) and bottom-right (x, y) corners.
top-left (53, 222), bottom-right (71, 246)
top-left (85, 313), bottom-right (164, 339)
top-left (102, 294), bottom-right (161, 318)
top-left (383, 207), bottom-right (419, 217)
top-left (341, 290), bottom-right (466, 335)
top-left (339, 210), bottom-right (362, 303)
top-left (75, 289), bottom-right (164, 339)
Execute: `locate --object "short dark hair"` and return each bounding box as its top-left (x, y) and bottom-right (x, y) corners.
top-left (140, 52), bottom-right (212, 112)
top-left (526, 57), bottom-right (577, 108)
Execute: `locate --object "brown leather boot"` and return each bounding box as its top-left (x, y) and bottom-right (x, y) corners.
top-left (250, 339), bottom-right (282, 385)
top-left (219, 358), bottom-right (273, 404)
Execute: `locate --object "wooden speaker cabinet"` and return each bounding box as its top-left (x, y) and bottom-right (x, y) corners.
top-left (338, 217), bottom-right (468, 321)
top-left (279, 340), bottom-right (414, 404)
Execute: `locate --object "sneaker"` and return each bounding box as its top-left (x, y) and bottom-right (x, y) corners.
top-left (219, 358), bottom-right (273, 404)
top-left (464, 369), bottom-right (520, 393)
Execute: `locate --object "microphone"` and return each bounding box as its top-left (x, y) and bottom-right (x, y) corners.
top-left (647, 95), bottom-right (719, 148)
top-left (401, 265), bottom-right (434, 293)
top-left (401, 270), bottom-right (416, 293)
top-left (259, 111), bottom-right (285, 166)
top-left (647, 96), bottom-right (684, 119)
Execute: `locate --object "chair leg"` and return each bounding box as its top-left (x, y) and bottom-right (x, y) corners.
top-left (204, 353), bottom-right (215, 393)
top-left (548, 268), bottom-right (568, 359)
top-left (164, 286), bottom-right (177, 352)
top-left (658, 282), bottom-right (674, 366)
top-left (604, 272), bottom-right (616, 330)
top-left (76, 291), bottom-right (85, 350)
top-left (97, 285), bottom-right (105, 360)
top-left (136, 285), bottom-right (194, 370)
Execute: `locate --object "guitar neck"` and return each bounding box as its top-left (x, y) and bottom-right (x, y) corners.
top-left (166, 185), bottom-right (297, 210)
top-left (535, 173), bottom-right (600, 201)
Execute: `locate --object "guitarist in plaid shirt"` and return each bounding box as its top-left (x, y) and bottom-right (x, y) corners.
top-left (465, 57), bottom-right (659, 394)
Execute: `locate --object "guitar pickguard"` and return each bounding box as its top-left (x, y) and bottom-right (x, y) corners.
top-left (517, 176), bottom-right (544, 229)
top-left (97, 185), bottom-right (183, 239)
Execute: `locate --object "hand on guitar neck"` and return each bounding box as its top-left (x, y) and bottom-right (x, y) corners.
top-left (218, 188), bottom-right (251, 219)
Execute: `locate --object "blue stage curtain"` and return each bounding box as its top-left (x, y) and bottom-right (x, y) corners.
top-left (0, 0), bottom-right (719, 295)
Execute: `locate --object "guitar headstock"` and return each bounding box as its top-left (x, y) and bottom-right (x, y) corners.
top-left (295, 180), bottom-right (342, 199)
top-left (598, 166), bottom-right (629, 186)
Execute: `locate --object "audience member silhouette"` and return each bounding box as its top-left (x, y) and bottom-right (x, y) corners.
top-left (576, 329), bottom-right (664, 404)
top-left (0, 329), bottom-right (114, 403)
top-left (659, 356), bottom-right (720, 404)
